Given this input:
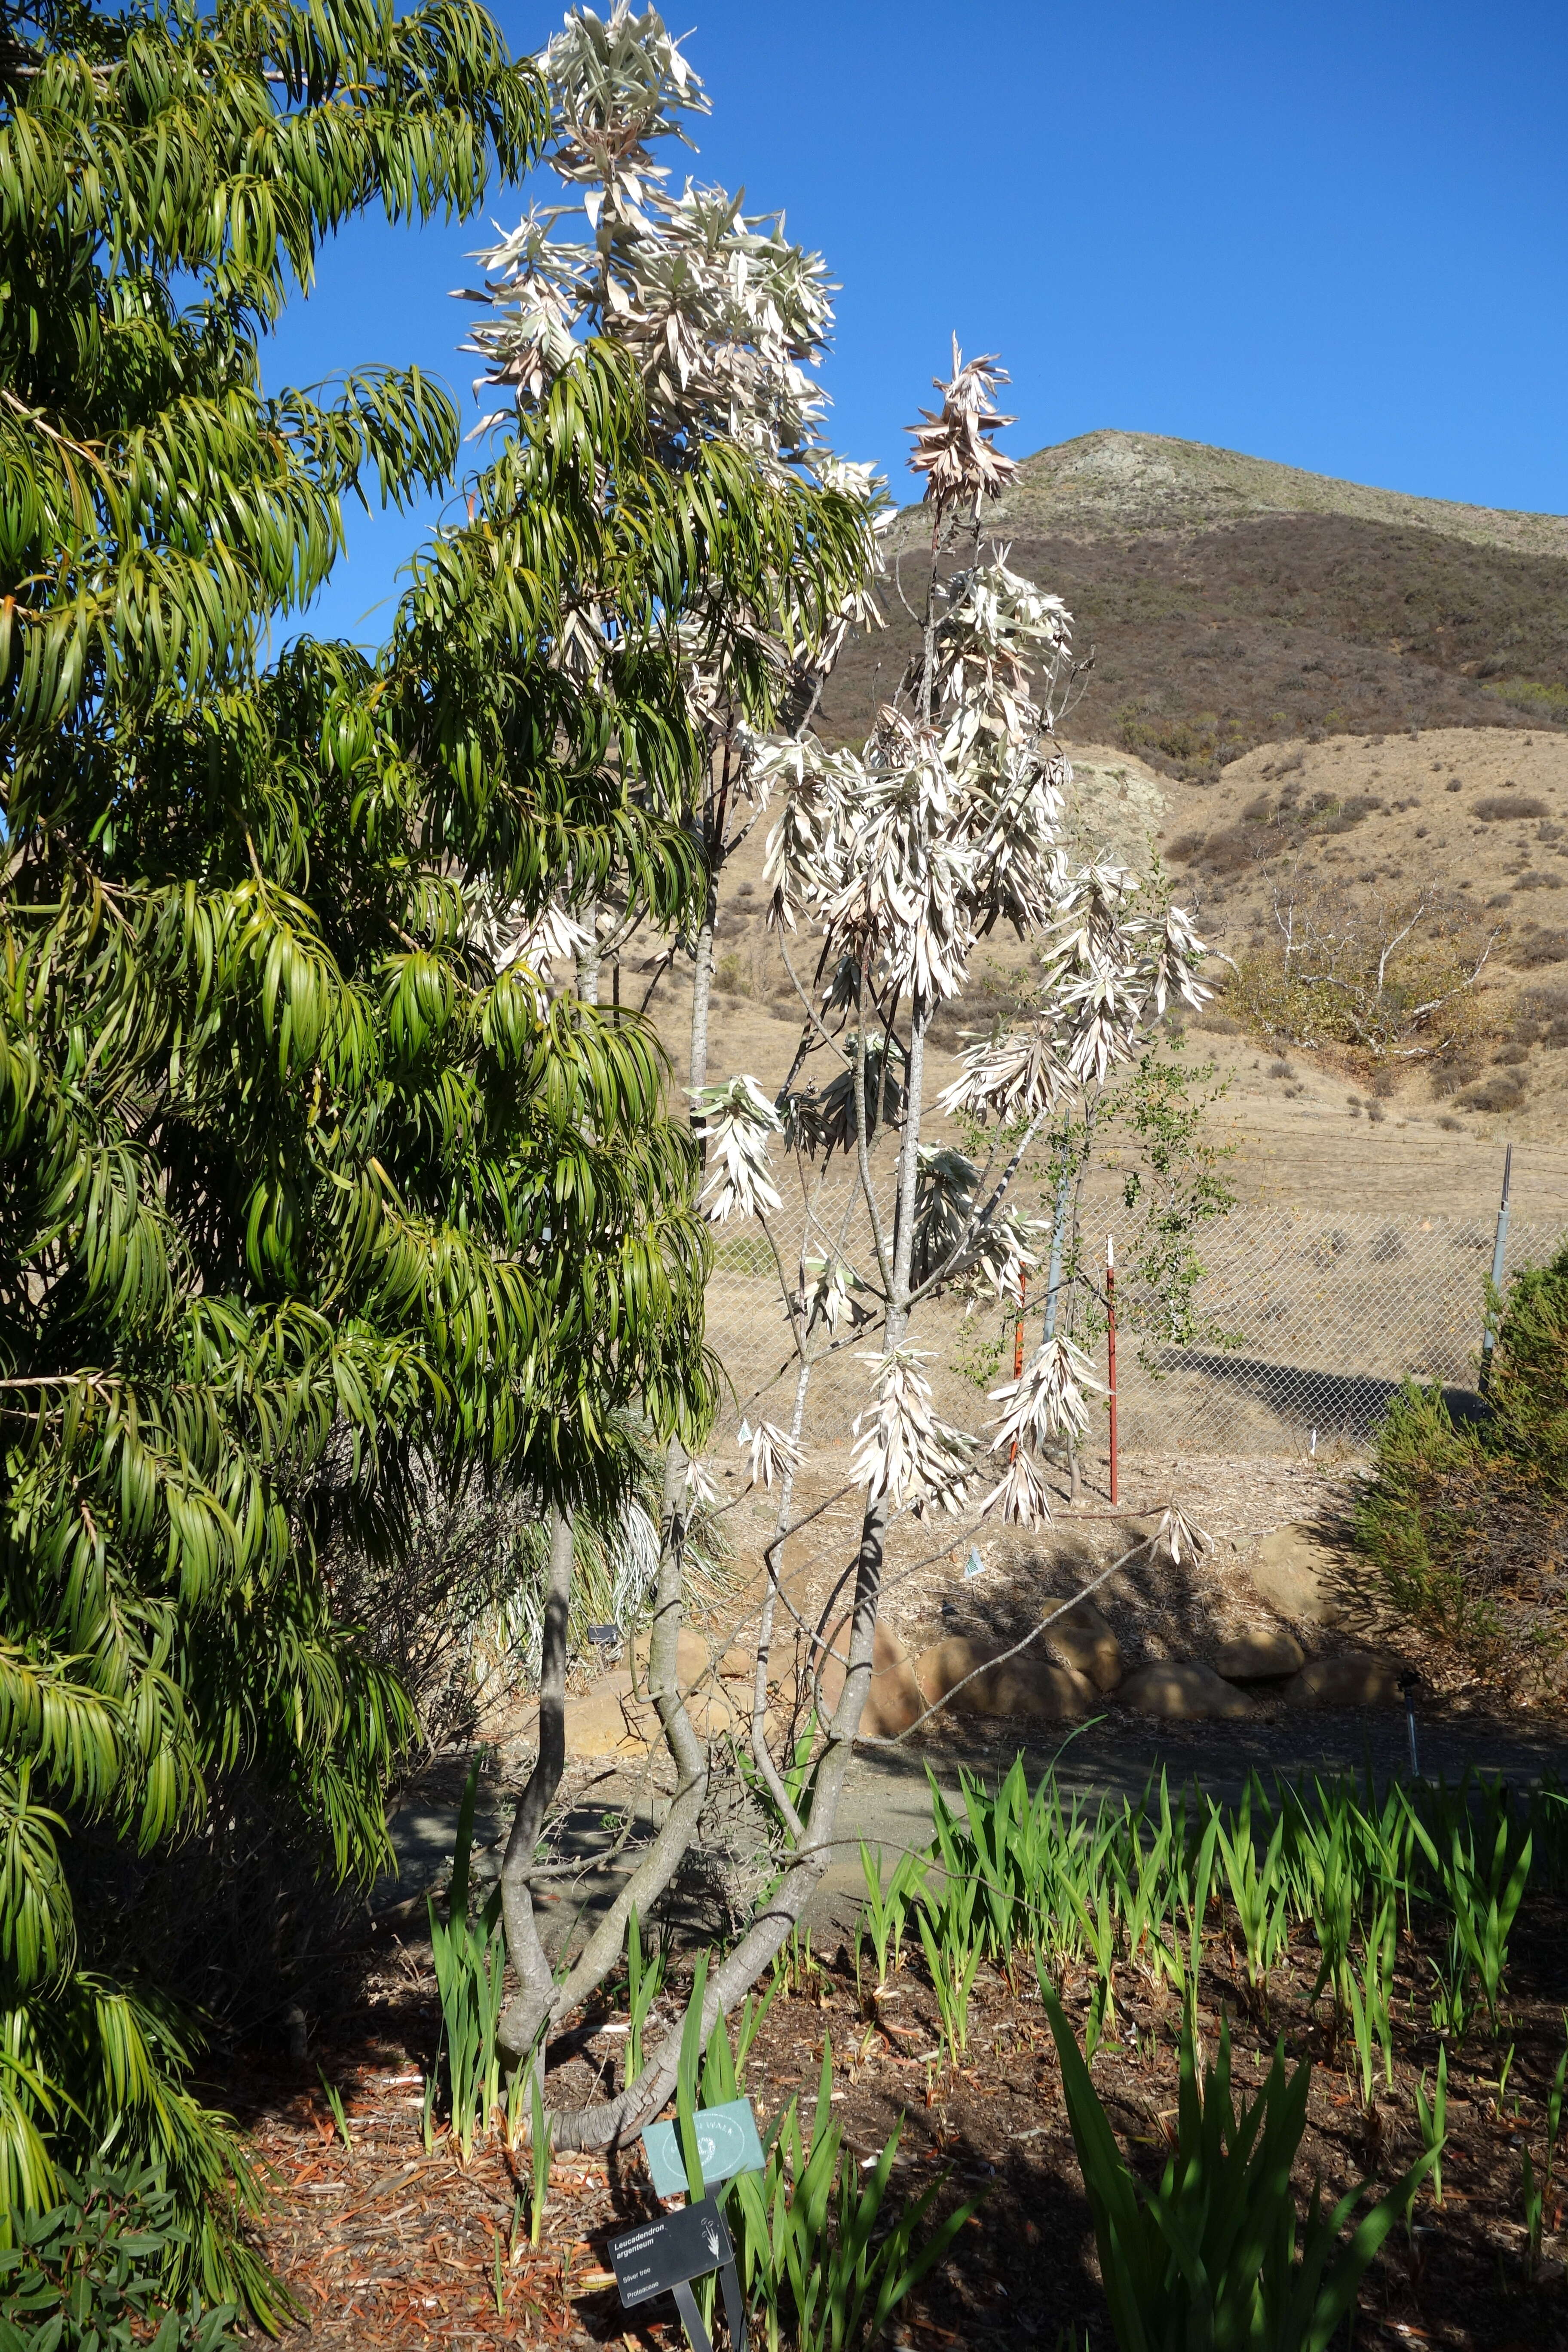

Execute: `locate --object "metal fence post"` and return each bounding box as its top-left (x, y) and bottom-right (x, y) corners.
top-left (1479, 1143), bottom-right (1513, 1397)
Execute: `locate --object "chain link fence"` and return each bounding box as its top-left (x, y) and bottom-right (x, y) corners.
top-left (703, 1195), bottom-right (1568, 1465)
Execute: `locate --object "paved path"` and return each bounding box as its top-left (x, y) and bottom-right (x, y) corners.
top-left (381, 1700), bottom-right (1568, 1954)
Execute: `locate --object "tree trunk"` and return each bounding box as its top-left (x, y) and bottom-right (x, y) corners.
top-left (750, 1354), bottom-right (813, 1838)
top-left (539, 1445), bottom-right (710, 2029)
top-left (515, 858), bottom-right (720, 2073)
top-left (688, 873), bottom-right (718, 1111)
top-left (545, 1001), bottom-right (932, 2151)
top-left (576, 900), bottom-right (601, 1006)
top-left (497, 1504), bottom-right (574, 2064)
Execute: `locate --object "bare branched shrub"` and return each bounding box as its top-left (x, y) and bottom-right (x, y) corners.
top-left (1225, 879), bottom-right (1497, 1068)
top-left (323, 1445), bottom-right (729, 1749)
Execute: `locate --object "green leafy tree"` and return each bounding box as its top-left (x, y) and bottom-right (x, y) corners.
top-left (0, 0), bottom-right (542, 2311)
top-left (0, 0), bottom-right (858, 2314)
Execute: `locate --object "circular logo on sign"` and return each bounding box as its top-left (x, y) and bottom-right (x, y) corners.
top-left (695, 2110), bottom-right (747, 2177)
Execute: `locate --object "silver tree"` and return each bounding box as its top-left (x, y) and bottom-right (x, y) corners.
top-left (454, 5), bottom-right (884, 2086)
top-left (518, 334), bottom-right (1212, 2150)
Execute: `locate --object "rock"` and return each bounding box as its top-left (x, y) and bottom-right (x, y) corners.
top-left (914, 1634), bottom-right (995, 1708)
top-left (567, 1650), bottom-right (786, 1751)
top-left (565, 1684), bottom-right (653, 1758)
top-left (974, 1658), bottom-right (1096, 1720)
top-left (818, 1618), bottom-right (926, 1739)
top-left (630, 1624), bottom-right (710, 1692)
top-left (1246, 1524), bottom-right (1352, 1626)
top-left (684, 1685), bottom-right (747, 1740)
top-left (1119, 1661), bottom-right (1255, 1720)
top-left (1041, 1597), bottom-right (1122, 1692)
top-left (913, 1636), bottom-right (1093, 1721)
top-left (1283, 1651), bottom-right (1402, 1708)
top-left (1213, 1627), bottom-right (1306, 1682)
top-left (718, 1645), bottom-right (754, 1681)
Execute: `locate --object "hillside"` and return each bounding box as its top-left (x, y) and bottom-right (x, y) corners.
top-left (821, 432), bottom-right (1568, 776)
top-left (625, 438), bottom-right (1568, 1253)
top-left (950, 428), bottom-right (1568, 557)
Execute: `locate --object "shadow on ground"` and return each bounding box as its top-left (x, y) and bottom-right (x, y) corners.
top-left (1157, 1347), bottom-right (1487, 1440)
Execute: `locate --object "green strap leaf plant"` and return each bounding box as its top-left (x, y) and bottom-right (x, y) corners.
top-left (1041, 1983), bottom-right (1433, 2352)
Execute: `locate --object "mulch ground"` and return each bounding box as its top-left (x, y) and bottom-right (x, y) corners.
top-left (228, 1886), bottom-right (1568, 2352)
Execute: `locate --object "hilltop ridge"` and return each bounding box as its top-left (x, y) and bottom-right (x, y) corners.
top-left (830, 431), bottom-right (1568, 777)
top-left (899, 428), bottom-right (1568, 560)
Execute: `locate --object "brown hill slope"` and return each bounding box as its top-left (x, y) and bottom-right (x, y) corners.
top-left (821, 434), bottom-right (1568, 777)
top-left (966, 429), bottom-right (1568, 557)
top-left (640, 724), bottom-right (1568, 1196)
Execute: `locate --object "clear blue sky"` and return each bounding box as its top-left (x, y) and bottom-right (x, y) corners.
top-left (264, 0), bottom-right (1568, 648)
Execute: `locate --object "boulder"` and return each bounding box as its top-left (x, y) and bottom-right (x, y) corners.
top-left (1213, 1627), bottom-right (1306, 1682)
top-left (1041, 1597), bottom-right (1122, 1692)
top-left (630, 1624), bottom-right (710, 1692)
top-left (565, 1682), bottom-right (652, 1758)
top-left (973, 1658), bottom-right (1096, 1720)
top-left (1245, 1524), bottom-right (1351, 1626)
top-left (718, 1645), bottom-right (754, 1681)
top-left (1119, 1661), bottom-right (1255, 1721)
top-left (684, 1684), bottom-right (747, 1740)
top-left (567, 1666), bottom-right (786, 1753)
top-left (913, 1633), bottom-right (995, 1708)
top-left (818, 1618), bottom-right (926, 1739)
top-left (913, 1636), bottom-right (1093, 1721)
top-left (1283, 1651), bottom-right (1402, 1708)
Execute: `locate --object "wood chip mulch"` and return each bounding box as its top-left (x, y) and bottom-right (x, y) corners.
top-left (225, 1884), bottom-right (1568, 2352)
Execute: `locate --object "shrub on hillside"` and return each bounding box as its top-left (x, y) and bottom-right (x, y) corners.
top-left (1355, 1250), bottom-right (1568, 1680)
top-left (1512, 983), bottom-right (1568, 1046)
top-left (1473, 794), bottom-right (1550, 820)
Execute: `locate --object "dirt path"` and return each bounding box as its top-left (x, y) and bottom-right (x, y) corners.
top-left (379, 1439), bottom-right (1567, 1956)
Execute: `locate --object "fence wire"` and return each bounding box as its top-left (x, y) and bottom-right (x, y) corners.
top-left (703, 1200), bottom-right (1568, 1465)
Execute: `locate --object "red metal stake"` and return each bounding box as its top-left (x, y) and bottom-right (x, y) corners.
top-left (1008, 1271), bottom-right (1027, 1461)
top-left (1106, 1234), bottom-right (1118, 1506)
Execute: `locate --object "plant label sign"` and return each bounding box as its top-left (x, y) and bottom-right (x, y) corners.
top-left (607, 2193), bottom-right (733, 2306)
top-left (641, 2096), bottom-right (765, 2196)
